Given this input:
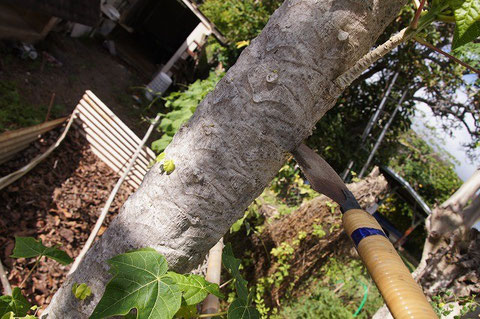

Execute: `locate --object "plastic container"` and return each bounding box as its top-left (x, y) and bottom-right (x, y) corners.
top-left (145, 72), bottom-right (173, 100)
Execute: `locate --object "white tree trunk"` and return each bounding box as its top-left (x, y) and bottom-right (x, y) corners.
top-left (43, 0), bottom-right (406, 317)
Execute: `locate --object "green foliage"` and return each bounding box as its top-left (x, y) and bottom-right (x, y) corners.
top-left (270, 161), bottom-right (316, 206)
top-left (228, 299), bottom-right (259, 319)
top-left (388, 130), bottom-right (462, 206)
top-left (2, 237), bottom-right (73, 318)
top-left (0, 80), bottom-right (64, 133)
top-left (151, 71), bottom-right (224, 153)
top-left (72, 283), bottom-right (92, 301)
top-left (91, 248), bottom-right (182, 319)
top-left (11, 237), bottom-right (73, 265)
top-left (453, 41), bottom-right (480, 69)
top-left (167, 273), bottom-right (223, 306)
top-left (230, 202), bottom-right (265, 235)
top-left (450, 0), bottom-right (480, 49)
top-left (431, 290), bottom-right (479, 318)
top-left (312, 224), bottom-right (326, 238)
top-left (162, 160), bottom-right (176, 174)
top-left (91, 248), bottom-right (222, 319)
top-left (200, 0), bottom-right (282, 66)
top-left (223, 244), bottom-right (260, 319)
top-left (275, 258), bottom-right (383, 319)
top-left (0, 288), bottom-right (30, 318)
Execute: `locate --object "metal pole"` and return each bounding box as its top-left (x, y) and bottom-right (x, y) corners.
top-left (341, 72), bottom-right (399, 180)
top-left (360, 72), bottom-right (399, 142)
top-left (358, 90), bottom-right (408, 178)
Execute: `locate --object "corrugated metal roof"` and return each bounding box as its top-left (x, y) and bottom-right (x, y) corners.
top-left (380, 166), bottom-right (431, 216)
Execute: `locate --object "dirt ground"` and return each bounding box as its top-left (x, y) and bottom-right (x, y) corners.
top-left (0, 33), bottom-right (162, 139)
top-left (0, 125), bottom-right (134, 310)
top-left (0, 32), bottom-right (171, 313)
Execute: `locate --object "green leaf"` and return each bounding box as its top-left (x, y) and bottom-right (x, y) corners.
top-left (227, 299), bottom-right (260, 319)
top-left (151, 135), bottom-right (173, 153)
top-left (155, 152), bottom-right (166, 162)
top-left (175, 304), bottom-right (197, 319)
top-left (222, 244), bottom-right (248, 302)
top-left (451, 0), bottom-right (480, 49)
top-left (168, 273), bottom-right (223, 306)
top-left (0, 288), bottom-right (31, 317)
top-left (72, 283), bottom-right (92, 300)
top-left (90, 248), bottom-right (182, 319)
top-left (162, 160), bottom-right (176, 174)
top-left (0, 312), bottom-right (13, 319)
top-left (10, 237), bottom-right (73, 265)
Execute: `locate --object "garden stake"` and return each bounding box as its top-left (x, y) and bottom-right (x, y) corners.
top-left (292, 143), bottom-right (437, 319)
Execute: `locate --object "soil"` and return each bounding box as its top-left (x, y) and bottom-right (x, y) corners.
top-left (0, 33), bottom-right (162, 140)
top-left (0, 125), bottom-right (134, 310)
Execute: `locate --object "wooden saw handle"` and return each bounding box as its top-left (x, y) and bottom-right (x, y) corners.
top-left (342, 209), bottom-right (437, 319)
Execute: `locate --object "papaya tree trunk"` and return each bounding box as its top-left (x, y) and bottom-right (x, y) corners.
top-left (44, 0), bottom-right (406, 317)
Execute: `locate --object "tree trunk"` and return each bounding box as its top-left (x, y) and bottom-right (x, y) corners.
top-left (414, 170), bottom-right (480, 297)
top-left (373, 170), bottom-right (480, 318)
top-left (43, 0), bottom-right (406, 317)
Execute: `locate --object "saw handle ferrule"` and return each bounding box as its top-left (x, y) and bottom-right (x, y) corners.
top-left (339, 189), bottom-right (361, 213)
top-left (343, 209), bottom-right (437, 319)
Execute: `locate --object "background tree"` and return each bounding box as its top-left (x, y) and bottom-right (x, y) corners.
top-left (199, 0), bottom-right (478, 175)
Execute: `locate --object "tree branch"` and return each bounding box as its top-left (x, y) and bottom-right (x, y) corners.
top-left (410, 0), bottom-right (426, 30)
top-left (335, 28), bottom-right (414, 90)
top-left (414, 36), bottom-right (480, 75)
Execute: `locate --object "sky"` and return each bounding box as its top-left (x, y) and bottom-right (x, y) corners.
top-left (411, 89), bottom-right (479, 182)
top-left (412, 88), bottom-right (480, 230)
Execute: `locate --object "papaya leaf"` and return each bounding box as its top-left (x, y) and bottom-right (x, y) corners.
top-left (90, 248), bottom-right (181, 319)
top-left (162, 160), bottom-right (176, 174)
top-left (175, 304), bottom-right (197, 319)
top-left (222, 243), bottom-right (248, 302)
top-left (0, 288), bottom-right (30, 317)
top-left (167, 273), bottom-right (223, 306)
top-left (72, 283), bottom-right (92, 300)
top-left (451, 0), bottom-right (480, 49)
top-left (151, 135), bottom-right (173, 153)
top-left (10, 237), bottom-right (73, 265)
top-left (0, 312), bottom-right (13, 319)
top-left (227, 299), bottom-right (260, 319)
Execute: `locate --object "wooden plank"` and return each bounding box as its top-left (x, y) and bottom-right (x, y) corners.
top-left (73, 120), bottom-right (146, 184)
top-left (0, 117), bottom-right (67, 165)
top-left (0, 114), bottom-right (75, 191)
top-left (76, 103), bottom-right (149, 173)
top-left (0, 117), bottom-right (67, 143)
top-left (77, 99), bottom-right (151, 168)
top-left (72, 121), bottom-right (142, 189)
top-left (82, 94), bottom-right (155, 162)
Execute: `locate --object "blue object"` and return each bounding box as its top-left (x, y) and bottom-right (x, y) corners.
top-left (351, 227), bottom-right (387, 247)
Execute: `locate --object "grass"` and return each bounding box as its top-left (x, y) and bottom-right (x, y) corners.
top-left (0, 80), bottom-right (65, 133)
top-left (274, 257), bottom-right (384, 319)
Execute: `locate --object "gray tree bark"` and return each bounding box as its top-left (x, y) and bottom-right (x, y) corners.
top-left (43, 0), bottom-right (406, 317)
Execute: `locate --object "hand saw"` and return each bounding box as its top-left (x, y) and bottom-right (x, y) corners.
top-left (292, 143), bottom-right (437, 319)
